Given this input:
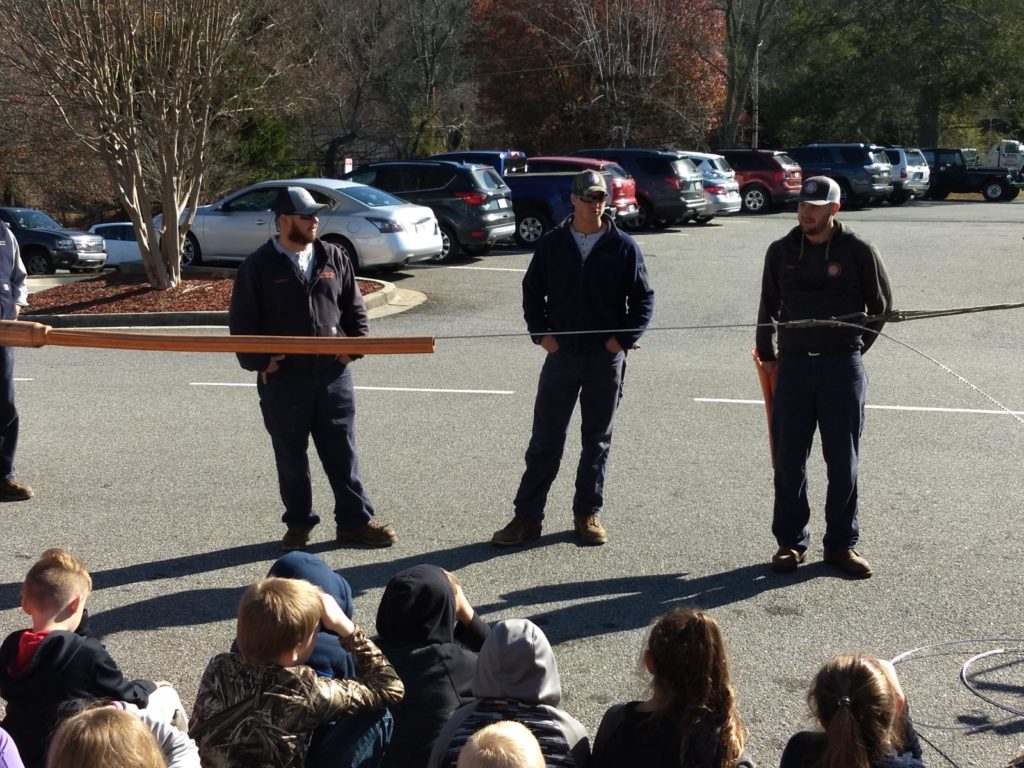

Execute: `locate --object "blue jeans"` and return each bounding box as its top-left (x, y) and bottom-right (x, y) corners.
top-left (257, 362), bottom-right (374, 531)
top-left (514, 348), bottom-right (625, 520)
top-left (306, 709), bottom-right (393, 768)
top-left (771, 350), bottom-right (867, 552)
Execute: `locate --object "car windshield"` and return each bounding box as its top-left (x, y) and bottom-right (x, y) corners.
top-left (778, 154), bottom-right (798, 167)
top-left (606, 163), bottom-right (630, 179)
top-left (907, 150), bottom-right (927, 166)
top-left (334, 185), bottom-right (406, 207)
top-left (472, 168), bottom-right (508, 191)
top-left (706, 157), bottom-right (732, 173)
top-left (12, 210), bottom-right (61, 230)
top-left (869, 151), bottom-right (889, 165)
top-left (671, 159), bottom-right (698, 177)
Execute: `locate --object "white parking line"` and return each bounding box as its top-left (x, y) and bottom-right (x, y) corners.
top-left (408, 264), bottom-right (527, 273)
top-left (14, 378), bottom-right (32, 382)
top-left (189, 382), bottom-right (514, 395)
top-left (694, 397), bottom-right (1024, 416)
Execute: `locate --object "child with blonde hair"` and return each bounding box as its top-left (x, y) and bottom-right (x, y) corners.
top-left (457, 721), bottom-right (544, 768)
top-left (592, 607), bottom-right (751, 768)
top-left (191, 576), bottom-right (403, 768)
top-left (779, 653), bottom-right (924, 768)
top-left (47, 707), bottom-right (165, 768)
top-left (0, 549), bottom-right (162, 768)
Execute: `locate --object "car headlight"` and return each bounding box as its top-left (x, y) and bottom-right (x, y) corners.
top-left (55, 238), bottom-right (76, 250)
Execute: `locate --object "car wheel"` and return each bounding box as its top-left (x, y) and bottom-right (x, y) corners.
top-left (181, 232), bottom-right (203, 267)
top-left (437, 225), bottom-right (461, 263)
top-left (623, 199), bottom-right (653, 231)
top-left (23, 248), bottom-right (53, 276)
top-left (462, 244), bottom-right (492, 257)
top-left (838, 180), bottom-right (862, 209)
top-left (322, 236), bottom-right (359, 271)
top-left (983, 181), bottom-right (1007, 202)
top-left (515, 210), bottom-right (550, 246)
top-left (652, 217), bottom-right (676, 228)
top-left (741, 184), bottom-right (770, 213)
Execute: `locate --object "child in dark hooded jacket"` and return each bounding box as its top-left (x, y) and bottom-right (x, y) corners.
top-left (428, 619), bottom-right (590, 768)
top-left (376, 564), bottom-right (490, 768)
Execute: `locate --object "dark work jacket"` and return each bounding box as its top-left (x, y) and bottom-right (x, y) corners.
top-left (756, 221), bottom-right (892, 360)
top-left (229, 238), bottom-right (368, 374)
top-left (592, 701), bottom-right (754, 768)
top-left (377, 565), bottom-right (490, 768)
top-left (779, 711), bottom-right (925, 768)
top-left (523, 215), bottom-right (654, 352)
top-left (0, 629), bottom-right (156, 768)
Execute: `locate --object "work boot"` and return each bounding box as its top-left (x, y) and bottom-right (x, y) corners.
top-left (771, 546), bottom-right (807, 573)
top-left (0, 478), bottom-right (33, 502)
top-left (573, 514), bottom-right (608, 545)
top-left (491, 516), bottom-right (542, 547)
top-left (281, 527), bottom-right (312, 552)
top-left (823, 548), bottom-right (873, 578)
top-left (336, 521), bottom-right (397, 548)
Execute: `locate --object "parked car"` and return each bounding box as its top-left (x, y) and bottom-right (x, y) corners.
top-left (785, 143), bottom-right (893, 208)
top-left (341, 161), bottom-right (516, 260)
top-left (429, 149), bottom-right (528, 177)
top-left (677, 151), bottom-right (741, 221)
top-left (89, 222), bottom-right (142, 267)
top-left (881, 147), bottom-right (930, 204)
top-left (566, 148), bottom-right (706, 229)
top-left (503, 170), bottom-right (614, 245)
top-left (157, 178), bottom-right (442, 270)
top-left (713, 149), bottom-right (802, 213)
top-left (0, 207), bottom-right (106, 275)
top-left (921, 148), bottom-right (1022, 201)
top-left (526, 156), bottom-right (639, 224)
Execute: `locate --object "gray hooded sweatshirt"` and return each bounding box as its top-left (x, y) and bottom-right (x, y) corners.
top-left (427, 619), bottom-right (590, 768)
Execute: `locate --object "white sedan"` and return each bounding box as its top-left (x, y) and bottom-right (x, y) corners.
top-left (89, 222), bottom-right (142, 268)
top-left (158, 178), bottom-right (442, 271)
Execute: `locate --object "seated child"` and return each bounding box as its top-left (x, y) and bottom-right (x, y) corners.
top-left (457, 721), bottom-right (545, 768)
top-left (0, 549), bottom-right (159, 768)
top-left (377, 564), bottom-right (490, 768)
top-left (779, 653), bottom-right (924, 768)
top-left (46, 707), bottom-right (166, 768)
top-left (428, 619), bottom-right (590, 768)
top-left (591, 607), bottom-right (751, 768)
top-left (190, 576), bottom-right (404, 768)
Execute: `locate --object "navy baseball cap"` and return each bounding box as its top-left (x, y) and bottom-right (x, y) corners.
top-left (274, 187), bottom-right (327, 216)
top-left (797, 176), bottom-right (841, 205)
top-left (572, 170), bottom-right (606, 197)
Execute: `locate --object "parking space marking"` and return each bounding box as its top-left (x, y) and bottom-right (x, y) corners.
top-left (408, 264), bottom-right (527, 273)
top-left (695, 397), bottom-right (1024, 416)
top-left (189, 382), bottom-right (514, 395)
top-left (14, 378), bottom-right (32, 382)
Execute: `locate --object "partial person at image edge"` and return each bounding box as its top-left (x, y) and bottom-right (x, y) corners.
top-left (0, 220), bottom-right (33, 502)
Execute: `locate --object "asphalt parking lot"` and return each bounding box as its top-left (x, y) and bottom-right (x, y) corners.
top-left (3, 199), bottom-right (1023, 766)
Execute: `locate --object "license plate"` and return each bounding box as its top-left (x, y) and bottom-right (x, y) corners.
top-left (496, 197), bottom-right (509, 208)
top-left (914, 172), bottom-right (922, 179)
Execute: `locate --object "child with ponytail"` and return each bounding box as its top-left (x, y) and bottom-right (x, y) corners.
top-left (592, 607), bottom-right (752, 768)
top-left (780, 653), bottom-right (924, 768)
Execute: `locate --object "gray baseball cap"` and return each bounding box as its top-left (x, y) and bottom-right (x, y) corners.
top-left (572, 170), bottom-right (607, 197)
top-left (797, 176), bottom-right (841, 205)
top-left (274, 187), bottom-right (327, 216)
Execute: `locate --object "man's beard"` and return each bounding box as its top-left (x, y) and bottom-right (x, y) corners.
top-left (287, 220), bottom-right (315, 246)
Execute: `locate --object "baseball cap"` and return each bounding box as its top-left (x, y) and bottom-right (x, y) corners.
top-left (274, 187), bottom-right (328, 216)
top-left (797, 176), bottom-right (841, 205)
top-left (572, 170), bottom-right (607, 198)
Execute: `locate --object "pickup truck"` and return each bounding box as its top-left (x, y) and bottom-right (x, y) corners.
top-left (921, 148), bottom-right (1022, 201)
top-left (0, 206), bottom-right (107, 274)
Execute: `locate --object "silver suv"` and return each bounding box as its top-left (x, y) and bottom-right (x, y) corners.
top-left (882, 148), bottom-right (930, 205)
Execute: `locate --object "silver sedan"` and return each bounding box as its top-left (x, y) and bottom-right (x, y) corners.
top-left (165, 178), bottom-right (443, 271)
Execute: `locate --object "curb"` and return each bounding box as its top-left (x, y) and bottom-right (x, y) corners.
top-left (24, 278), bottom-right (395, 328)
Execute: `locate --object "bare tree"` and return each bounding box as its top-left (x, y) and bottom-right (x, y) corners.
top-left (0, 0), bottom-right (285, 288)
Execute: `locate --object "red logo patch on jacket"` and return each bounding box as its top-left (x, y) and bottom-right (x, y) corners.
top-left (320, 270), bottom-right (337, 280)
top-left (825, 261), bottom-right (843, 278)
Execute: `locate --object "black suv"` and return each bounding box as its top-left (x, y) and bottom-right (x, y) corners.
top-left (566, 148), bottom-right (706, 229)
top-left (0, 207), bottom-right (106, 274)
top-left (785, 144), bottom-right (893, 208)
top-left (341, 161), bottom-right (516, 260)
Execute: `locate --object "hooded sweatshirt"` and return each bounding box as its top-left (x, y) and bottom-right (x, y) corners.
top-left (427, 619), bottom-right (590, 768)
top-left (376, 565), bottom-right (490, 768)
top-left (0, 628), bottom-right (156, 768)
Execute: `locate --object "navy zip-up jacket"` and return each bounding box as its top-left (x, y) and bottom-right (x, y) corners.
top-left (756, 221), bottom-right (891, 360)
top-left (229, 238), bottom-right (368, 374)
top-left (523, 215), bottom-right (654, 352)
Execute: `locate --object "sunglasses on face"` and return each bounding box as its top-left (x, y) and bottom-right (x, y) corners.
top-left (579, 192), bottom-right (607, 203)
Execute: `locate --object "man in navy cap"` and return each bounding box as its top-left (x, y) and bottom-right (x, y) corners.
top-left (229, 186), bottom-right (396, 551)
top-left (756, 175), bottom-right (892, 578)
top-left (492, 170), bottom-right (655, 547)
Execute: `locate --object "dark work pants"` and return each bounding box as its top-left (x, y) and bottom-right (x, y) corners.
top-left (771, 350), bottom-right (867, 553)
top-left (514, 348), bottom-right (625, 521)
top-left (257, 361), bottom-right (374, 531)
top-left (0, 346), bottom-right (18, 480)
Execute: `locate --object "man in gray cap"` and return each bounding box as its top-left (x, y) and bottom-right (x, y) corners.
top-left (492, 170), bottom-right (655, 547)
top-left (756, 175), bottom-right (892, 578)
top-left (229, 186), bottom-right (396, 551)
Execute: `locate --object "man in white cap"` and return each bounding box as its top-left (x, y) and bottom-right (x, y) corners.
top-left (229, 186), bottom-right (396, 551)
top-left (756, 175), bottom-right (892, 578)
top-left (492, 170), bottom-right (654, 547)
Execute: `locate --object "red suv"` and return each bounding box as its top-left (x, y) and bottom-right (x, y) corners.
top-left (525, 156), bottom-right (639, 225)
top-left (714, 149), bottom-right (802, 213)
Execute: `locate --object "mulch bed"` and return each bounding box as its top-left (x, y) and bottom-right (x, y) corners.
top-left (23, 272), bottom-right (381, 315)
